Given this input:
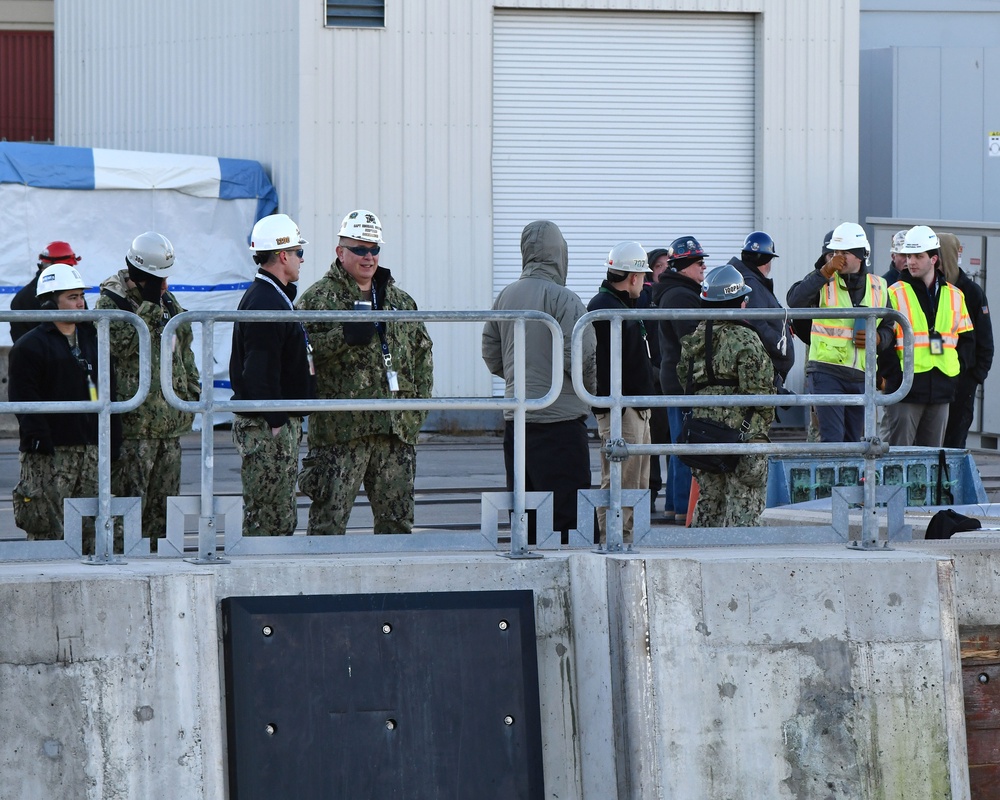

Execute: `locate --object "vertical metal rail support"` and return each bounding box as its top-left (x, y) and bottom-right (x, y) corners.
top-left (507, 318), bottom-right (531, 558)
top-left (187, 319), bottom-right (228, 565)
top-left (88, 315), bottom-right (124, 564)
top-left (856, 312), bottom-right (885, 550)
top-left (603, 316), bottom-right (626, 553)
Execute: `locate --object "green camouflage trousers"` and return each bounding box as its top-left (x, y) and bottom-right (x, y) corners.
top-left (299, 435), bottom-right (415, 535)
top-left (232, 415), bottom-right (303, 536)
top-left (691, 452), bottom-right (769, 528)
top-left (13, 446), bottom-right (98, 553)
top-left (113, 437), bottom-right (181, 541)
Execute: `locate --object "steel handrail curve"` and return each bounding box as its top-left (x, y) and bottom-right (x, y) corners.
top-left (572, 306), bottom-right (914, 411)
top-left (1, 309), bottom-right (152, 414)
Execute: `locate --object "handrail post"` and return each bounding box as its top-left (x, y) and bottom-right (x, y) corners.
top-left (509, 318), bottom-right (530, 556)
top-left (89, 315), bottom-right (124, 564)
top-left (604, 316), bottom-right (626, 553)
top-left (186, 319), bottom-right (228, 564)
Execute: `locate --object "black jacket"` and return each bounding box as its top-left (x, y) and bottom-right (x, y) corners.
top-left (954, 268), bottom-right (994, 386)
top-left (9, 271), bottom-right (42, 344)
top-left (587, 281), bottom-right (655, 412)
top-left (728, 256), bottom-right (795, 383)
top-left (8, 321), bottom-right (121, 454)
top-left (230, 270), bottom-right (316, 428)
top-left (655, 269), bottom-right (702, 395)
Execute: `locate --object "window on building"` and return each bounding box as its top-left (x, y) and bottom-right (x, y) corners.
top-left (325, 1), bottom-right (384, 28)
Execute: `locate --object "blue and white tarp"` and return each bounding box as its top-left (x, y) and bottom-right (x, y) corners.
top-left (0, 142), bottom-right (278, 397)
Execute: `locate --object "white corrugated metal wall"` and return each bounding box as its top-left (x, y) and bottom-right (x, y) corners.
top-left (493, 10), bottom-right (755, 300)
top-left (53, 0), bottom-right (860, 405)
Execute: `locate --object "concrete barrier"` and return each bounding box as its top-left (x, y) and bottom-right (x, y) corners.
top-left (0, 548), bottom-right (971, 799)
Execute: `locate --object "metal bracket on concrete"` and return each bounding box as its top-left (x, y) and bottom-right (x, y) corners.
top-left (834, 485), bottom-right (910, 551)
top-left (481, 491), bottom-right (548, 557)
top-left (162, 495), bottom-right (241, 563)
top-left (577, 489), bottom-right (649, 554)
top-left (66, 497), bottom-right (141, 565)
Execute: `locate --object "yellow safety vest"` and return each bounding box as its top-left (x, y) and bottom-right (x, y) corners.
top-left (888, 280), bottom-right (973, 376)
top-left (809, 273), bottom-right (888, 372)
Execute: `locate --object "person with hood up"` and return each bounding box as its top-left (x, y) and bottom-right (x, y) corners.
top-left (727, 231), bottom-right (795, 386)
top-left (482, 220), bottom-right (597, 542)
top-left (655, 236), bottom-right (708, 525)
top-left (786, 222), bottom-right (893, 443)
top-left (938, 232), bottom-right (993, 448)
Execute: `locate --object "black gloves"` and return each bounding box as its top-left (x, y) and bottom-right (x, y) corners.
top-left (342, 321), bottom-right (376, 346)
top-left (138, 277), bottom-right (163, 304)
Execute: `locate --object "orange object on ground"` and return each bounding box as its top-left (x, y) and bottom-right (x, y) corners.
top-left (685, 477), bottom-right (699, 527)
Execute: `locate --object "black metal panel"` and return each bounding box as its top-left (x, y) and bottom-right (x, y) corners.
top-left (222, 590), bottom-right (543, 799)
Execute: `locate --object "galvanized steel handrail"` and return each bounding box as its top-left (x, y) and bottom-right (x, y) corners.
top-left (572, 305), bottom-right (915, 551)
top-left (160, 308), bottom-right (564, 559)
top-left (0, 309), bottom-right (152, 562)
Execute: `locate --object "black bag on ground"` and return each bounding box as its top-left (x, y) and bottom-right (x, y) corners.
top-left (678, 416), bottom-right (743, 474)
top-left (925, 509), bottom-right (982, 540)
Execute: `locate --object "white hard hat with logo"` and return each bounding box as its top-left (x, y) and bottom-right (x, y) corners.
top-left (901, 225), bottom-right (940, 254)
top-left (890, 229), bottom-right (908, 254)
top-left (36, 263), bottom-right (88, 298)
top-left (126, 232), bottom-right (176, 277)
top-left (338, 210), bottom-right (384, 244)
top-left (826, 222), bottom-right (871, 254)
top-left (249, 214), bottom-right (308, 253)
top-left (605, 241), bottom-right (652, 273)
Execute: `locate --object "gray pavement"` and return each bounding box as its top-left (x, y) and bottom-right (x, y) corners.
top-left (0, 429), bottom-right (999, 540)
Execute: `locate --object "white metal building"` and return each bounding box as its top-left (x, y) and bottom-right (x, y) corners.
top-left (55, 0), bottom-right (861, 411)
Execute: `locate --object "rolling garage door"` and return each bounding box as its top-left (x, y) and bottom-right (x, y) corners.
top-left (492, 10), bottom-right (756, 301)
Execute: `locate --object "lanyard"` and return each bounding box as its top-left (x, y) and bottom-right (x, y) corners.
top-left (256, 273), bottom-right (315, 371)
top-left (370, 285), bottom-right (393, 370)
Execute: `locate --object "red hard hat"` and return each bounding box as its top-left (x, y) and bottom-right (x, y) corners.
top-left (39, 241), bottom-right (81, 264)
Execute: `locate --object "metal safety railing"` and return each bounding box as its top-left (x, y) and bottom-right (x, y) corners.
top-left (573, 306), bottom-right (914, 553)
top-left (0, 310), bottom-right (151, 563)
top-left (158, 309), bottom-right (563, 562)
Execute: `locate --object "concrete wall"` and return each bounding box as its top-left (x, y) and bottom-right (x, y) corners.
top-left (0, 547), bottom-right (972, 799)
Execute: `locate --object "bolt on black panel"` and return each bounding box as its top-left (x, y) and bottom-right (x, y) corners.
top-left (221, 590), bottom-right (543, 799)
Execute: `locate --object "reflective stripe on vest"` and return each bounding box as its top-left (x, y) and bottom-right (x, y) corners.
top-left (889, 281), bottom-right (972, 377)
top-left (808, 273), bottom-right (888, 371)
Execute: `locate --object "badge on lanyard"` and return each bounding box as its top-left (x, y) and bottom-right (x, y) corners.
top-left (929, 331), bottom-right (944, 355)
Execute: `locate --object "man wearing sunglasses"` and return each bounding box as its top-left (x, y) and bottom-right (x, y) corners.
top-left (296, 209), bottom-right (433, 536)
top-left (231, 213), bottom-right (316, 536)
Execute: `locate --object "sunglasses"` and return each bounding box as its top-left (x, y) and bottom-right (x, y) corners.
top-left (283, 248), bottom-right (304, 258)
top-left (343, 244), bottom-right (380, 257)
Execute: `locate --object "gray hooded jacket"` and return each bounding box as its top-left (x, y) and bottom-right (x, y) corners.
top-left (482, 220), bottom-right (597, 422)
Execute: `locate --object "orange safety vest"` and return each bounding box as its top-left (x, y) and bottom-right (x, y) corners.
top-left (809, 273), bottom-right (888, 372)
top-left (888, 280), bottom-right (972, 376)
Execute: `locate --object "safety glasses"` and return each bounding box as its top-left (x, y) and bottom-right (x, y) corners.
top-left (343, 244), bottom-right (380, 257)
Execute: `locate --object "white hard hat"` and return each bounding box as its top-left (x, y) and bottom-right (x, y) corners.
top-left (826, 222), bottom-right (871, 253)
top-left (901, 225), bottom-right (940, 254)
top-left (606, 241), bottom-right (652, 273)
top-left (126, 232), bottom-right (176, 277)
top-left (890, 230), bottom-right (908, 254)
top-left (36, 263), bottom-right (88, 298)
top-left (338, 209), bottom-right (384, 243)
top-left (249, 214), bottom-right (308, 253)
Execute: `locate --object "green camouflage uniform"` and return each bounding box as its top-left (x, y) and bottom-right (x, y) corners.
top-left (677, 320), bottom-right (775, 527)
top-left (296, 262), bottom-right (433, 534)
top-left (232, 415), bottom-right (303, 536)
top-left (96, 270), bottom-right (200, 540)
top-left (13, 446), bottom-right (102, 553)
